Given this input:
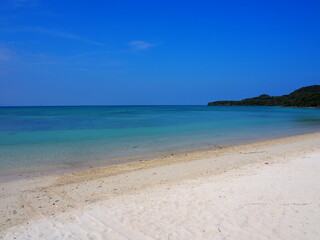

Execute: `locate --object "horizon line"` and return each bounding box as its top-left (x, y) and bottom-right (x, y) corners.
top-left (0, 104), bottom-right (207, 108)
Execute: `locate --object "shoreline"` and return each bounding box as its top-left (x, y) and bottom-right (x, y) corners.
top-left (0, 143), bottom-right (232, 183)
top-left (1, 130), bottom-right (319, 183)
top-left (1, 131), bottom-right (320, 238)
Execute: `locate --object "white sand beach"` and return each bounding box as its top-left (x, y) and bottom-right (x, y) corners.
top-left (1, 132), bottom-right (320, 240)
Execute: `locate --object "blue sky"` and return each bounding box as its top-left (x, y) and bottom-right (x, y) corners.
top-left (0, 0), bottom-right (319, 106)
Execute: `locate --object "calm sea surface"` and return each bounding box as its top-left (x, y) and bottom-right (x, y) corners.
top-left (0, 106), bottom-right (320, 175)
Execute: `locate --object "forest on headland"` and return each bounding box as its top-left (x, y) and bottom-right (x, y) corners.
top-left (208, 85), bottom-right (320, 108)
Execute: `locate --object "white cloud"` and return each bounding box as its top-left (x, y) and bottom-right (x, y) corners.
top-left (129, 41), bottom-right (156, 50)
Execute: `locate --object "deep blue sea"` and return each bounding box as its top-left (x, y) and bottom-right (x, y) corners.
top-left (0, 106), bottom-right (320, 175)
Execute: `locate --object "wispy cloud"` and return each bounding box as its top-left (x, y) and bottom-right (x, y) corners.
top-left (129, 41), bottom-right (157, 50)
top-left (11, 0), bottom-right (38, 8)
top-left (1, 26), bottom-right (106, 46)
top-left (1, 0), bottom-right (38, 10)
top-left (1, 0), bottom-right (61, 19)
top-left (23, 50), bottom-right (126, 69)
top-left (27, 27), bottom-right (106, 46)
top-left (0, 47), bottom-right (12, 61)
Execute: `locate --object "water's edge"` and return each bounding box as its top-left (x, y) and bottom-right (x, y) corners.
top-left (1, 130), bottom-right (319, 182)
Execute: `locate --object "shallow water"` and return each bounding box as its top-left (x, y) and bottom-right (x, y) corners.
top-left (0, 106), bottom-right (319, 174)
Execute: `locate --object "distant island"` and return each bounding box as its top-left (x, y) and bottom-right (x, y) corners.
top-left (208, 85), bottom-right (320, 108)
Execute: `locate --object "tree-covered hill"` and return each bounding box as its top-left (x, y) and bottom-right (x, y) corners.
top-left (208, 85), bottom-right (320, 108)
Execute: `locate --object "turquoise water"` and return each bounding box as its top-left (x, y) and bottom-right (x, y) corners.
top-left (0, 106), bottom-right (320, 174)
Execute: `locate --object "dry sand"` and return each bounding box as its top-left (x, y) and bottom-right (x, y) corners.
top-left (1, 132), bottom-right (320, 239)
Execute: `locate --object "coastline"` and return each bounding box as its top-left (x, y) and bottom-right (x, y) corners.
top-left (1, 131), bottom-right (320, 239)
top-left (1, 130), bottom-right (319, 183)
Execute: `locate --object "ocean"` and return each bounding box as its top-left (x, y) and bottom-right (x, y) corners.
top-left (0, 105), bottom-right (319, 176)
